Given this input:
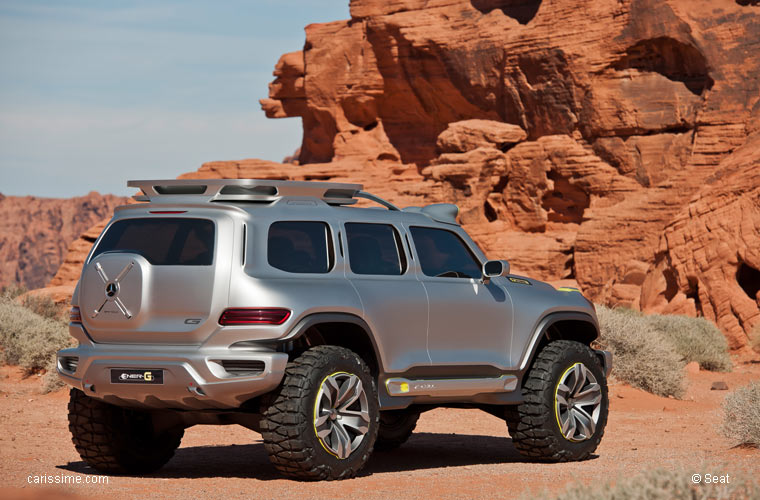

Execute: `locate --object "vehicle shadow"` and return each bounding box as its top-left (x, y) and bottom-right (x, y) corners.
top-left (58, 432), bottom-right (594, 480)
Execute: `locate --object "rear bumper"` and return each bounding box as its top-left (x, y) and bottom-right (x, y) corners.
top-left (57, 342), bottom-right (288, 410)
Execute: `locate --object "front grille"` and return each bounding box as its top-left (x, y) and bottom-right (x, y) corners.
top-left (220, 360), bottom-right (265, 377)
top-left (60, 356), bottom-right (79, 373)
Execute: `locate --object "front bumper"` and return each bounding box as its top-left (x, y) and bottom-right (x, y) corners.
top-left (57, 341), bottom-right (288, 410)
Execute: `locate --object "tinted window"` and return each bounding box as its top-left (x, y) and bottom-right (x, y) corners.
top-left (410, 226), bottom-right (481, 279)
top-left (92, 218), bottom-right (215, 265)
top-left (346, 223), bottom-right (406, 276)
top-left (268, 221), bottom-right (332, 273)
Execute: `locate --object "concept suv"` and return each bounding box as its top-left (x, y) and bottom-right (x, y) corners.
top-left (58, 179), bottom-right (611, 480)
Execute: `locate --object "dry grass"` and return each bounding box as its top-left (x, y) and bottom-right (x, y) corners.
top-left (647, 314), bottom-right (732, 372)
top-left (532, 466), bottom-right (759, 500)
top-left (595, 305), bottom-right (685, 398)
top-left (1, 283), bottom-right (27, 300)
top-left (721, 381), bottom-right (760, 448)
top-left (1, 283), bottom-right (67, 321)
top-left (0, 294), bottom-right (73, 392)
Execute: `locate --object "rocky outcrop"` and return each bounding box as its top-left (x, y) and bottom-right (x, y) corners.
top-left (44, 0), bottom-right (760, 347)
top-left (639, 134), bottom-right (760, 347)
top-left (0, 193), bottom-right (128, 290)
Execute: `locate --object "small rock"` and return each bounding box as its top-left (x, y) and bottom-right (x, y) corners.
top-left (616, 393), bottom-right (624, 399)
top-left (711, 381), bottom-right (729, 391)
top-left (685, 361), bottom-right (700, 374)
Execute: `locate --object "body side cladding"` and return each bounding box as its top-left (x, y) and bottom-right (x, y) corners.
top-left (279, 312), bottom-right (385, 377)
top-left (517, 311), bottom-right (599, 373)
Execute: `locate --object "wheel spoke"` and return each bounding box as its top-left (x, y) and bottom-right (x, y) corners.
top-left (570, 364), bottom-right (585, 393)
top-left (574, 383), bottom-right (602, 406)
top-left (326, 376), bottom-right (341, 403)
top-left (332, 421), bottom-right (353, 459)
top-left (314, 412), bottom-right (330, 429)
top-left (556, 383), bottom-right (571, 396)
top-left (316, 420), bottom-right (333, 439)
top-left (339, 410), bottom-right (369, 434)
top-left (335, 375), bottom-right (361, 409)
top-left (572, 406), bottom-right (595, 438)
top-left (319, 387), bottom-right (334, 410)
top-left (337, 380), bottom-right (363, 413)
top-left (561, 409), bottom-right (576, 438)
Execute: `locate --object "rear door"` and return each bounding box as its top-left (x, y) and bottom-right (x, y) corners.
top-left (343, 222), bottom-right (429, 373)
top-left (78, 214), bottom-right (234, 344)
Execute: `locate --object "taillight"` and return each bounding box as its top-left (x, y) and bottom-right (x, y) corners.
top-left (219, 308), bottom-right (290, 326)
top-left (69, 306), bottom-right (82, 323)
top-left (149, 210), bottom-right (187, 214)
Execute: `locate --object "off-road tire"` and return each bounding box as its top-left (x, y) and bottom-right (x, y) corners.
top-left (68, 388), bottom-right (184, 474)
top-left (374, 409), bottom-right (420, 451)
top-left (259, 345), bottom-right (379, 480)
top-left (505, 340), bottom-right (608, 462)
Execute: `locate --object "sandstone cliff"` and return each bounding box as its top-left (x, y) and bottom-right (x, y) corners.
top-left (0, 193), bottom-right (128, 290)
top-left (257, 0), bottom-right (760, 345)
top-left (46, 0), bottom-right (760, 346)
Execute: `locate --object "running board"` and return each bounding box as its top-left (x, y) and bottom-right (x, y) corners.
top-left (385, 375), bottom-right (518, 397)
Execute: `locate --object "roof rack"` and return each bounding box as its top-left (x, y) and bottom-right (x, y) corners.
top-left (127, 179), bottom-right (401, 210)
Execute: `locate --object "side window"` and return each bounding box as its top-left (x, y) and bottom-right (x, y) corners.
top-left (345, 223), bottom-right (406, 276)
top-left (268, 221), bottom-right (333, 273)
top-left (410, 226), bottom-right (482, 279)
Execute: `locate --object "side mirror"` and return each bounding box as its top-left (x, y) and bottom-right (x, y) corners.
top-left (482, 260), bottom-right (510, 284)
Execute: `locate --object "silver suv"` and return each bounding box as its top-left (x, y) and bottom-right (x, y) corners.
top-left (58, 179), bottom-right (611, 480)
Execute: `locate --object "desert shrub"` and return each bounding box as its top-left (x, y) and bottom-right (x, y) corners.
top-left (20, 292), bottom-right (67, 322)
top-left (1, 283), bottom-right (27, 300)
top-left (531, 466), bottom-right (759, 500)
top-left (750, 323), bottom-right (760, 353)
top-left (647, 314), bottom-right (732, 372)
top-left (0, 295), bottom-right (73, 392)
top-left (595, 305), bottom-right (685, 398)
top-left (722, 381), bottom-right (760, 447)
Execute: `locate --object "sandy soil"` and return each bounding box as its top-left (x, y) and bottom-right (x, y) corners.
top-left (1, 358), bottom-right (758, 500)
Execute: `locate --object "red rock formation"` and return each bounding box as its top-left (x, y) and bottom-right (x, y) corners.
top-left (0, 193), bottom-right (128, 290)
top-left (44, 0), bottom-right (760, 347)
top-left (639, 134), bottom-right (760, 347)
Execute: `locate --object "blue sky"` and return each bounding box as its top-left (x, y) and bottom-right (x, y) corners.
top-left (0, 1), bottom-right (350, 197)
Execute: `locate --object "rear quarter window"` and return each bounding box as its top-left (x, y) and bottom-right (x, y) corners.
top-left (92, 218), bottom-right (215, 265)
top-left (268, 221), bottom-right (333, 273)
top-left (345, 222), bottom-right (406, 275)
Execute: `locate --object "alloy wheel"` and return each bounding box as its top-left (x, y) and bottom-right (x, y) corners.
top-left (313, 372), bottom-right (371, 459)
top-left (554, 362), bottom-right (602, 442)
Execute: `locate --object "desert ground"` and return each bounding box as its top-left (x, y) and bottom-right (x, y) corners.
top-left (1, 356), bottom-right (758, 500)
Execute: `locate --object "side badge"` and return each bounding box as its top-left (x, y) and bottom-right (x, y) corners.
top-left (508, 277), bottom-right (532, 285)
